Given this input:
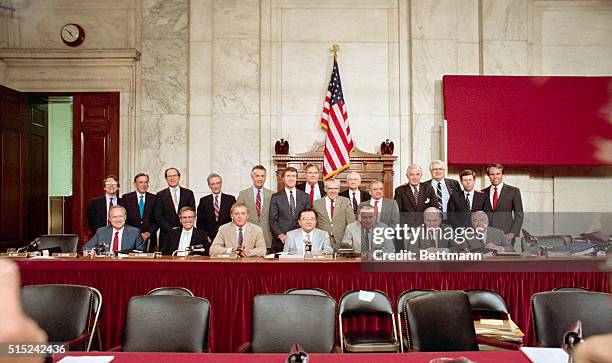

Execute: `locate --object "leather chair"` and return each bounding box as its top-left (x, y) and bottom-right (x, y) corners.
top-left (396, 289), bottom-right (436, 352)
top-left (147, 287), bottom-right (194, 297)
top-left (237, 294), bottom-right (337, 353)
top-left (552, 287), bottom-right (588, 292)
top-left (338, 290), bottom-right (399, 353)
top-left (404, 290), bottom-right (478, 352)
top-left (36, 234), bottom-right (79, 253)
top-left (120, 295), bottom-right (210, 352)
top-left (531, 291), bottom-right (612, 347)
top-left (285, 288), bottom-right (331, 297)
top-left (21, 284), bottom-right (101, 351)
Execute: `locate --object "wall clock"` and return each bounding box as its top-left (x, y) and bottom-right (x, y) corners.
top-left (60, 23), bottom-right (85, 47)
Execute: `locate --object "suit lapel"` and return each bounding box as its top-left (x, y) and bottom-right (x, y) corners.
top-left (406, 186), bottom-right (417, 209)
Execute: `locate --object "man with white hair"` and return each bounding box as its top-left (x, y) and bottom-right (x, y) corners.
top-left (313, 178), bottom-right (355, 245)
top-left (425, 160), bottom-right (461, 215)
top-left (343, 205), bottom-right (395, 255)
top-left (409, 207), bottom-right (455, 253)
top-left (340, 171), bottom-right (371, 215)
top-left (394, 164), bottom-right (438, 227)
top-left (460, 211), bottom-right (515, 253)
top-left (197, 173), bottom-right (236, 241)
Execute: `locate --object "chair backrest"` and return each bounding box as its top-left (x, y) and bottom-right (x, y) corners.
top-left (396, 290), bottom-right (436, 352)
top-left (552, 287), bottom-right (589, 292)
top-left (36, 234), bottom-right (79, 253)
top-left (147, 287), bottom-right (194, 297)
top-left (285, 288), bottom-right (331, 297)
top-left (251, 294), bottom-right (336, 353)
top-left (465, 289), bottom-right (509, 318)
top-left (339, 290), bottom-right (394, 316)
top-left (122, 295), bottom-right (210, 352)
top-left (531, 291), bottom-right (612, 347)
top-left (404, 291), bottom-right (478, 352)
top-left (22, 284), bottom-right (94, 344)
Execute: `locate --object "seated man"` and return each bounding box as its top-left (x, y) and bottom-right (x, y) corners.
top-left (409, 207), bottom-right (455, 253)
top-left (83, 205), bottom-right (145, 254)
top-left (460, 211), bottom-right (515, 253)
top-left (210, 202), bottom-right (267, 257)
top-left (164, 206), bottom-right (210, 256)
top-left (283, 209), bottom-right (333, 256)
top-left (343, 205), bottom-right (395, 255)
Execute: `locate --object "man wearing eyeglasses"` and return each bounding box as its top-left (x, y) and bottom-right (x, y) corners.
top-left (164, 206), bottom-right (209, 256)
top-left (283, 209), bottom-right (333, 255)
top-left (86, 175), bottom-right (122, 235)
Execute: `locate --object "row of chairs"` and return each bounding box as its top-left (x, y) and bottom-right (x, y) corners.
top-left (21, 285), bottom-right (610, 353)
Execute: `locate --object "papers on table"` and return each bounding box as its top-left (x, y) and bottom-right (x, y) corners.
top-left (57, 356), bottom-right (115, 363)
top-left (520, 347), bottom-right (568, 363)
top-left (474, 318), bottom-right (524, 343)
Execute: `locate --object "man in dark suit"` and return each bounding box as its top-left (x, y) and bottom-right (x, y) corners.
top-left (447, 169), bottom-right (486, 228)
top-left (482, 163), bottom-right (524, 244)
top-left (196, 173), bottom-right (236, 241)
top-left (83, 205), bottom-right (144, 254)
top-left (269, 167), bottom-right (310, 252)
top-left (296, 163), bottom-right (326, 206)
top-left (164, 206), bottom-right (210, 256)
top-left (340, 171), bottom-right (371, 215)
top-left (394, 164), bottom-right (438, 227)
top-left (424, 160), bottom-right (461, 215)
top-left (120, 173), bottom-right (158, 252)
top-left (86, 175), bottom-right (121, 235)
top-left (154, 167), bottom-right (196, 253)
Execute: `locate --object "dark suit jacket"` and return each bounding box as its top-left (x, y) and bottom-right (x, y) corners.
top-left (482, 183), bottom-right (524, 236)
top-left (154, 187), bottom-right (196, 246)
top-left (447, 190), bottom-right (486, 228)
top-left (196, 193), bottom-right (235, 240)
top-left (269, 188), bottom-right (310, 251)
top-left (424, 178), bottom-right (461, 197)
top-left (296, 181), bottom-right (326, 202)
top-left (394, 183), bottom-right (438, 226)
top-left (340, 189), bottom-right (371, 213)
top-left (120, 191), bottom-right (158, 250)
top-left (163, 227), bottom-right (210, 256)
top-left (86, 195), bottom-right (121, 234)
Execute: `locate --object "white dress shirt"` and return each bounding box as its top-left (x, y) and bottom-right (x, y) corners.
top-left (304, 182), bottom-right (322, 201)
top-left (348, 189), bottom-right (361, 209)
top-left (464, 190), bottom-right (473, 210)
top-left (178, 228), bottom-right (193, 252)
top-left (325, 196), bottom-right (336, 220)
top-left (105, 194), bottom-right (118, 217)
top-left (111, 227), bottom-right (125, 252)
top-left (489, 182), bottom-right (504, 206)
top-left (252, 186), bottom-right (264, 209)
top-left (369, 198), bottom-right (383, 222)
top-left (169, 186), bottom-right (181, 211)
top-left (284, 187), bottom-right (297, 205)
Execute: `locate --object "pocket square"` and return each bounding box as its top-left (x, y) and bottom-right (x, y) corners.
top-left (425, 198), bottom-right (430, 203)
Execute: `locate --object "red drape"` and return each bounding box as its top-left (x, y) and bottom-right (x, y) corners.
top-left (17, 259), bottom-right (608, 353)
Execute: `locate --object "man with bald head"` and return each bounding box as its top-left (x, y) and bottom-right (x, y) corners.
top-left (410, 207), bottom-right (455, 253)
top-left (340, 171), bottom-right (371, 215)
top-left (460, 211), bottom-right (515, 253)
top-left (394, 164), bottom-right (438, 227)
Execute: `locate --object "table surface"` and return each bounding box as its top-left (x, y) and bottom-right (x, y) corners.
top-left (53, 351), bottom-right (531, 363)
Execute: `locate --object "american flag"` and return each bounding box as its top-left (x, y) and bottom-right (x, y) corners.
top-left (320, 59), bottom-right (354, 180)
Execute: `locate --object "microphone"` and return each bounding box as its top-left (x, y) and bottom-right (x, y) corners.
top-left (17, 238), bottom-right (41, 252)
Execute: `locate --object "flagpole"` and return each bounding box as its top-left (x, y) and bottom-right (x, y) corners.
top-left (331, 44), bottom-right (339, 60)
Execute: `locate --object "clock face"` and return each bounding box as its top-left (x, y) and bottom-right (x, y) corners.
top-left (61, 23), bottom-right (84, 46)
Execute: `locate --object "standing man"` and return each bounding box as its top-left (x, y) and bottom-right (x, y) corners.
top-left (394, 164), bottom-right (438, 227)
top-left (482, 163), bottom-right (524, 244)
top-left (237, 165), bottom-right (273, 249)
top-left (296, 164), bottom-right (326, 206)
top-left (425, 160), bottom-right (461, 215)
top-left (283, 209), bottom-right (333, 255)
top-left (359, 180), bottom-right (400, 228)
top-left (86, 175), bottom-right (121, 235)
top-left (269, 167), bottom-right (310, 252)
top-left (447, 169), bottom-right (486, 228)
top-left (154, 167), bottom-right (196, 253)
top-left (164, 206), bottom-right (209, 256)
top-left (120, 173), bottom-right (158, 252)
top-left (312, 178), bottom-right (355, 245)
top-left (340, 171), bottom-right (371, 215)
top-left (83, 205), bottom-right (145, 254)
top-left (210, 202), bottom-right (267, 257)
top-left (196, 173), bottom-right (236, 241)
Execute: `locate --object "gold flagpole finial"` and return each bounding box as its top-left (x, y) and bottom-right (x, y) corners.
top-left (331, 44), bottom-right (339, 59)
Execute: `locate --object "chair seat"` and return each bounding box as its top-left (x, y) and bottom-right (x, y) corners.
top-left (344, 331), bottom-right (399, 352)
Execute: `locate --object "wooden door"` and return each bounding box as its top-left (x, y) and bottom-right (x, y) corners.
top-left (27, 95), bottom-right (49, 240)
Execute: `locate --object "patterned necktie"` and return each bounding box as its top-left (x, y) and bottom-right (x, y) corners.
top-left (305, 233), bottom-right (311, 253)
top-left (465, 192), bottom-right (471, 213)
top-left (238, 227), bottom-right (244, 247)
top-left (436, 182), bottom-right (443, 211)
top-left (172, 188), bottom-right (179, 212)
top-left (289, 190), bottom-right (296, 218)
top-left (255, 189), bottom-right (262, 218)
top-left (413, 186), bottom-right (420, 205)
top-left (330, 199), bottom-right (335, 219)
top-left (309, 185), bottom-right (315, 206)
top-left (374, 200), bottom-right (379, 221)
top-left (112, 231), bottom-right (119, 252)
top-left (352, 192), bottom-right (358, 215)
top-left (138, 195), bottom-right (145, 218)
top-left (493, 186), bottom-right (499, 211)
top-left (214, 195), bottom-right (220, 222)
top-left (363, 229), bottom-right (370, 253)
top-left (183, 230), bottom-right (190, 249)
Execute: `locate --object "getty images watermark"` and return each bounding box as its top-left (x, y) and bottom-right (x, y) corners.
top-left (369, 225), bottom-right (486, 261)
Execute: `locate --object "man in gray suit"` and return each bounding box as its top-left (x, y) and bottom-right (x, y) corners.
top-left (83, 205), bottom-right (145, 254)
top-left (359, 180), bottom-right (401, 251)
top-left (269, 167), bottom-right (311, 252)
top-left (343, 205), bottom-right (395, 255)
top-left (410, 207), bottom-right (456, 253)
top-left (460, 211), bottom-right (515, 253)
top-left (312, 178), bottom-right (355, 245)
top-left (283, 209), bottom-right (333, 255)
top-left (237, 165), bottom-right (273, 248)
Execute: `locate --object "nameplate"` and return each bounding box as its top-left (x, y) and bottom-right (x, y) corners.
top-left (305, 254), bottom-right (333, 260)
top-left (278, 254), bottom-right (304, 260)
top-left (0, 252), bottom-right (28, 258)
top-left (210, 253), bottom-right (239, 259)
top-left (52, 252), bottom-right (78, 258)
top-left (127, 253), bottom-right (157, 259)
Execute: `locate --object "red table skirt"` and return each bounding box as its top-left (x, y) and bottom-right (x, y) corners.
top-left (18, 258), bottom-right (608, 353)
top-left (53, 351), bottom-right (532, 363)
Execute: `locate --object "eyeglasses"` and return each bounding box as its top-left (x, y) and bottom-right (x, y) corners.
top-left (180, 216), bottom-right (195, 220)
top-left (105, 183), bottom-right (118, 186)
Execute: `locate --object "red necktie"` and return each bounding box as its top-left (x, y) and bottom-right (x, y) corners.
top-left (330, 199), bottom-right (335, 219)
top-left (493, 186), bottom-right (499, 211)
top-left (374, 200), bottom-right (379, 220)
top-left (107, 197), bottom-right (114, 226)
top-left (214, 195), bottom-right (219, 222)
top-left (256, 189), bottom-right (262, 218)
top-left (309, 185), bottom-right (315, 206)
top-left (112, 231), bottom-right (119, 252)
